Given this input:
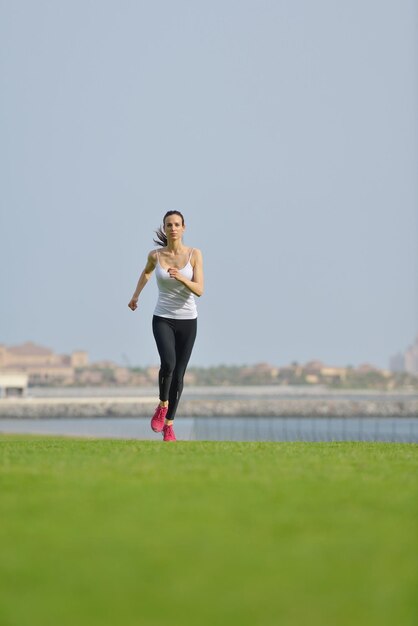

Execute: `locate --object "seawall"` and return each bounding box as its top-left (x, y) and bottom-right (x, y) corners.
top-left (1, 395), bottom-right (417, 418)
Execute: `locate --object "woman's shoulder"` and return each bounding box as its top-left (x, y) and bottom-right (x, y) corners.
top-left (147, 249), bottom-right (162, 264)
top-left (190, 247), bottom-right (203, 264)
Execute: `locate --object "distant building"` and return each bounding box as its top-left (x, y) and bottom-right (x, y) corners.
top-left (71, 351), bottom-right (89, 368)
top-left (404, 336), bottom-right (418, 376)
top-left (305, 361), bottom-right (324, 373)
top-left (304, 360), bottom-right (347, 382)
top-left (319, 366), bottom-right (347, 382)
top-left (0, 372), bottom-right (28, 398)
top-left (390, 336), bottom-right (418, 376)
top-left (389, 352), bottom-right (405, 373)
top-left (0, 342), bottom-right (89, 385)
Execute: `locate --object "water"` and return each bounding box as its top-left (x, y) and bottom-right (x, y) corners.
top-left (192, 416), bottom-right (418, 442)
top-left (1, 416), bottom-right (417, 443)
top-left (0, 417), bottom-right (193, 440)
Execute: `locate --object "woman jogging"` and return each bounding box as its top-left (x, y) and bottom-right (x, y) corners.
top-left (128, 211), bottom-right (204, 441)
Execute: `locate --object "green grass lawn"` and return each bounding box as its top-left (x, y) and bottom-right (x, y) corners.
top-left (0, 436), bottom-right (417, 626)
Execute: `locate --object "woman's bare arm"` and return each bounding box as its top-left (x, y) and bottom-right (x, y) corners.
top-left (128, 251), bottom-right (157, 311)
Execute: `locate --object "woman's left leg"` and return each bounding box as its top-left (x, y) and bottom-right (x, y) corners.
top-left (166, 318), bottom-right (197, 422)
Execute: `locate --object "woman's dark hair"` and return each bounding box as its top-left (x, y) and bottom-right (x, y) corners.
top-left (153, 210), bottom-right (185, 247)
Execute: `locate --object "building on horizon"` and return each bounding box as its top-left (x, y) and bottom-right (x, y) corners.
top-left (389, 352), bottom-right (405, 373)
top-left (0, 342), bottom-right (88, 385)
top-left (389, 335), bottom-right (418, 376)
top-left (404, 336), bottom-right (418, 376)
top-left (0, 372), bottom-right (28, 397)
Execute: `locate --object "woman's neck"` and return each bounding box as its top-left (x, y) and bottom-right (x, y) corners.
top-left (166, 241), bottom-right (185, 254)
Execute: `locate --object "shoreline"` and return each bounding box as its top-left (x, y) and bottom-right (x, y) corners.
top-left (1, 395), bottom-right (418, 418)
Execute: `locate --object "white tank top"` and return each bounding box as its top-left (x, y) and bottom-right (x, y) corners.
top-left (153, 248), bottom-right (198, 319)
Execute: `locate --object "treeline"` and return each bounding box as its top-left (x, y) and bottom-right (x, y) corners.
top-left (183, 364), bottom-right (417, 390)
top-left (118, 362), bottom-right (418, 391)
top-left (66, 362), bottom-right (418, 390)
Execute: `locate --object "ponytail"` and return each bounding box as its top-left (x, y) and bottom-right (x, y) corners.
top-left (153, 210), bottom-right (185, 247)
top-left (153, 227), bottom-right (167, 247)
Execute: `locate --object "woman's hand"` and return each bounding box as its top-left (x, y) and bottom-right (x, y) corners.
top-left (128, 297), bottom-right (138, 311)
top-left (168, 268), bottom-right (185, 282)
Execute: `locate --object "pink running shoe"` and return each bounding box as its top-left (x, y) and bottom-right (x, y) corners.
top-left (151, 405), bottom-right (168, 432)
top-left (163, 424), bottom-right (176, 441)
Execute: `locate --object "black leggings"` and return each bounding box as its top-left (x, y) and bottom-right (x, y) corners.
top-left (152, 315), bottom-right (197, 421)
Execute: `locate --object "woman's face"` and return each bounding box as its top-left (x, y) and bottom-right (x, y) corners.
top-left (164, 214), bottom-right (185, 242)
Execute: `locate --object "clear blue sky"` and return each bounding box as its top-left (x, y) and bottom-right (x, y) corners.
top-left (1, 0), bottom-right (417, 369)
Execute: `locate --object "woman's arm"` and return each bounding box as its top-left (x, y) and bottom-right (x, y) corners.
top-left (128, 251), bottom-right (157, 311)
top-left (168, 248), bottom-right (204, 297)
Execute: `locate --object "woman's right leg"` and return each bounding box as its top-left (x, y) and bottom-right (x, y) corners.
top-left (150, 316), bottom-right (176, 433)
top-left (152, 316), bottom-right (176, 402)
